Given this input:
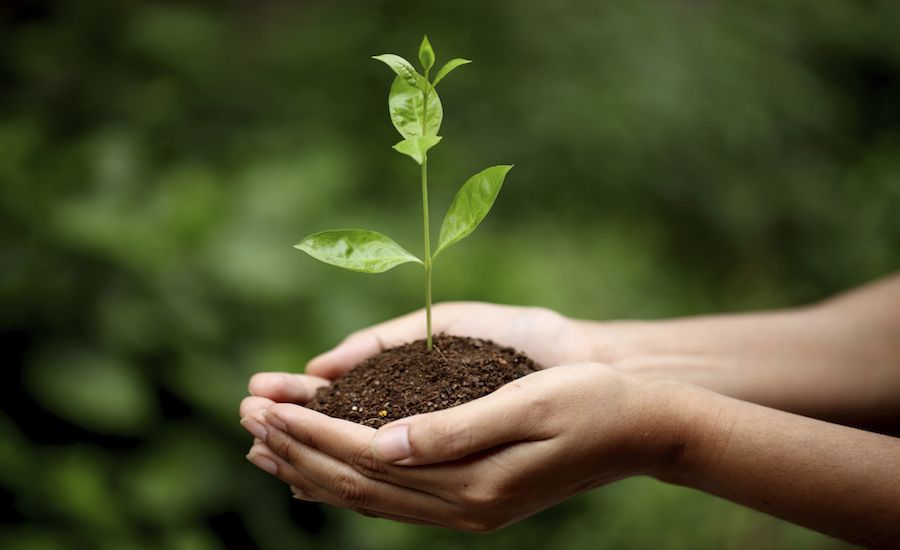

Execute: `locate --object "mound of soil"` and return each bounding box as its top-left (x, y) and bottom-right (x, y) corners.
top-left (306, 334), bottom-right (540, 428)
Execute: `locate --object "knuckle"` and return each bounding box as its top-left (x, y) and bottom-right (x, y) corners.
top-left (460, 482), bottom-right (504, 509)
top-left (349, 448), bottom-right (387, 480)
top-left (267, 431), bottom-right (294, 459)
top-left (268, 432), bottom-right (310, 472)
top-left (424, 418), bottom-right (473, 456)
top-left (287, 425), bottom-right (315, 449)
top-left (498, 381), bottom-right (554, 436)
top-left (523, 385), bottom-right (553, 417)
top-left (332, 470), bottom-right (368, 507)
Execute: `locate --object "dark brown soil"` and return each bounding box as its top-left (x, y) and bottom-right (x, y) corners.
top-left (306, 334), bottom-right (541, 427)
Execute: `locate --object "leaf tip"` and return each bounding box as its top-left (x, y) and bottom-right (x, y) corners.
top-left (419, 35), bottom-right (435, 72)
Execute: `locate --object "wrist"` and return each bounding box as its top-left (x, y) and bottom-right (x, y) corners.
top-left (577, 318), bottom-right (743, 397)
top-left (571, 318), bottom-right (654, 364)
top-left (639, 379), bottom-right (738, 484)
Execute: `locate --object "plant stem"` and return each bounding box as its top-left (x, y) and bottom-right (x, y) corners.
top-left (422, 158), bottom-right (433, 351)
top-left (421, 79), bottom-right (433, 351)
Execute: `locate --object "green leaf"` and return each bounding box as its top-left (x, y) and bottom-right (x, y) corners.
top-left (393, 135), bottom-right (442, 165)
top-left (295, 229), bottom-right (422, 273)
top-left (434, 165), bottom-right (513, 259)
top-left (388, 76), bottom-right (443, 139)
top-left (372, 54), bottom-right (422, 88)
top-left (432, 58), bottom-right (472, 87)
top-left (418, 35), bottom-right (435, 72)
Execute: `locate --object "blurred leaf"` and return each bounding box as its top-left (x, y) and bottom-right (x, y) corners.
top-left (209, 151), bottom-right (355, 301)
top-left (38, 447), bottom-right (123, 530)
top-left (393, 135), bottom-right (442, 165)
top-left (166, 353), bottom-right (255, 427)
top-left (0, 413), bottom-right (31, 489)
top-left (296, 229), bottom-right (422, 273)
top-left (388, 76), bottom-right (443, 139)
top-left (26, 350), bottom-right (157, 435)
top-left (127, 4), bottom-right (226, 78)
top-left (435, 165), bottom-right (513, 259)
top-left (162, 530), bottom-right (224, 550)
top-left (127, 427), bottom-right (231, 525)
top-left (0, 528), bottom-right (67, 550)
top-left (96, 284), bottom-right (167, 353)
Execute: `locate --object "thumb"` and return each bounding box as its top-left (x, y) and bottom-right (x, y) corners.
top-left (369, 382), bottom-right (543, 466)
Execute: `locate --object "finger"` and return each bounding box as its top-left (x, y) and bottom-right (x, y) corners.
top-left (262, 403), bottom-right (377, 457)
top-left (255, 417), bottom-right (457, 525)
top-left (240, 396), bottom-right (275, 418)
top-left (257, 404), bottom-right (468, 495)
top-left (306, 309), bottom-right (435, 379)
top-left (248, 372), bottom-right (330, 403)
top-left (246, 441), bottom-right (323, 502)
top-left (253, 443), bottom-right (446, 527)
top-left (370, 377), bottom-right (552, 466)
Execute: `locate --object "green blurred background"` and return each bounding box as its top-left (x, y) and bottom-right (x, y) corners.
top-left (2, 0), bottom-right (898, 548)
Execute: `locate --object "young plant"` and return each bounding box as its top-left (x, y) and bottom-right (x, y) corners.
top-left (295, 36), bottom-right (512, 351)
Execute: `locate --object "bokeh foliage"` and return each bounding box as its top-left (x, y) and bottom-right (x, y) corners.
top-left (2, 0), bottom-right (898, 548)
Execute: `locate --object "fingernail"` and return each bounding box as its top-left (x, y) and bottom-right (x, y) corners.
top-left (247, 453), bottom-right (278, 475)
top-left (263, 411), bottom-right (287, 432)
top-left (240, 417), bottom-right (267, 440)
top-left (371, 424), bottom-right (411, 462)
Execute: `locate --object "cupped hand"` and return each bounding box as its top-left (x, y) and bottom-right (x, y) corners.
top-left (239, 364), bottom-right (689, 532)
top-left (243, 302), bottom-right (590, 412)
top-left (307, 302), bottom-right (590, 378)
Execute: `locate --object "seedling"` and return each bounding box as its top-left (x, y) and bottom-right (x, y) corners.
top-left (295, 36), bottom-right (512, 351)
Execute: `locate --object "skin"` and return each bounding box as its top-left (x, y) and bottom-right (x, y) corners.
top-left (239, 274), bottom-right (900, 546)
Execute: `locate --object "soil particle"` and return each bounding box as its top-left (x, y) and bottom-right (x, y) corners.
top-left (306, 334), bottom-right (540, 428)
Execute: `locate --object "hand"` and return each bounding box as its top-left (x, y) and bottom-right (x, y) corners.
top-left (308, 302), bottom-right (596, 378)
top-left (243, 302), bottom-right (594, 413)
top-left (239, 364), bottom-right (689, 532)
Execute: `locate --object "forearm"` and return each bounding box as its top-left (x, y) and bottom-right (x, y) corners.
top-left (581, 274), bottom-right (900, 425)
top-left (659, 384), bottom-right (900, 548)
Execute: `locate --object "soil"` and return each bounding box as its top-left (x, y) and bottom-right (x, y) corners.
top-left (306, 334), bottom-right (541, 428)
